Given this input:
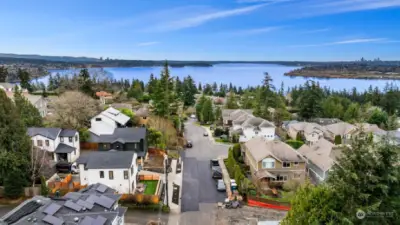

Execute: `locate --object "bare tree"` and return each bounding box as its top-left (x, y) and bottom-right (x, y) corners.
top-left (147, 116), bottom-right (179, 148)
top-left (48, 91), bottom-right (101, 129)
top-left (29, 146), bottom-right (51, 187)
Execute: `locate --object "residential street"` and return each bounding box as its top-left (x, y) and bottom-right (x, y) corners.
top-left (181, 120), bottom-right (230, 212)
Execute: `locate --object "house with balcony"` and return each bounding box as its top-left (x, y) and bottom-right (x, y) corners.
top-left (77, 151), bottom-right (138, 194)
top-left (298, 138), bottom-right (335, 184)
top-left (243, 137), bottom-right (306, 187)
top-left (0, 183), bottom-right (127, 225)
top-left (230, 116), bottom-right (276, 142)
top-left (287, 122), bottom-right (325, 145)
top-left (28, 127), bottom-right (80, 163)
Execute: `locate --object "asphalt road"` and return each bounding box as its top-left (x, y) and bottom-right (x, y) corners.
top-left (181, 120), bottom-right (230, 212)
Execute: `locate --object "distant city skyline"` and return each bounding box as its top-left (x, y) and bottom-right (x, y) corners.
top-left (1, 0), bottom-right (400, 61)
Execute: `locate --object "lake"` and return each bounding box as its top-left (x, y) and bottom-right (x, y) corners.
top-left (41, 63), bottom-right (400, 91)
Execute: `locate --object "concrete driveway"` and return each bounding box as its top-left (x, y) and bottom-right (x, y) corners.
top-left (181, 120), bottom-right (230, 212)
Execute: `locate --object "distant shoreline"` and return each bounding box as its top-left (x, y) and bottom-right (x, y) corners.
top-left (284, 72), bottom-right (400, 80)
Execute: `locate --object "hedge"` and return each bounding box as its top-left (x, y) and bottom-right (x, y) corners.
top-left (285, 140), bottom-right (304, 149)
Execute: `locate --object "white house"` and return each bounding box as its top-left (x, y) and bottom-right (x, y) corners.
top-left (28, 127), bottom-right (80, 163)
top-left (231, 116), bottom-right (276, 142)
top-left (77, 151), bottom-right (138, 194)
top-left (90, 107), bottom-right (130, 135)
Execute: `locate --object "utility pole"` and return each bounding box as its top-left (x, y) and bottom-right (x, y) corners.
top-left (164, 155), bottom-right (169, 207)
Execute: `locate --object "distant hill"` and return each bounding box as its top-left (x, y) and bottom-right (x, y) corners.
top-left (0, 53), bottom-right (100, 62)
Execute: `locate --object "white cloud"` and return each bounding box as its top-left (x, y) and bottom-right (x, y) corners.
top-left (290, 38), bottom-right (387, 47)
top-left (231, 26), bottom-right (283, 35)
top-left (137, 41), bottom-right (160, 46)
top-left (151, 4), bottom-right (267, 32)
top-left (237, 0), bottom-right (292, 3)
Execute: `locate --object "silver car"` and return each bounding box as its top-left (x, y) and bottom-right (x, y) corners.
top-left (216, 179), bottom-right (226, 192)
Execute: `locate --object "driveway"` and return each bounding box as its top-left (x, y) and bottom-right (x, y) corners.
top-left (181, 120), bottom-right (230, 212)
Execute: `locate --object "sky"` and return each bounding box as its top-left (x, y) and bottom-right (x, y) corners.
top-left (1, 0), bottom-right (400, 61)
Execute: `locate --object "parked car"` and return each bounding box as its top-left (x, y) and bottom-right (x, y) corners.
top-left (203, 131), bottom-right (209, 137)
top-left (212, 168), bottom-right (223, 179)
top-left (190, 114), bottom-right (196, 119)
top-left (56, 162), bottom-right (79, 174)
top-left (210, 159), bottom-right (219, 168)
top-left (216, 179), bottom-right (226, 191)
top-left (186, 140), bottom-right (193, 148)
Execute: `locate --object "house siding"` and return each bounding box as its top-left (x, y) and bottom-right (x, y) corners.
top-left (97, 139), bottom-right (148, 155)
top-left (79, 154), bottom-right (138, 194)
top-left (90, 114), bottom-right (117, 135)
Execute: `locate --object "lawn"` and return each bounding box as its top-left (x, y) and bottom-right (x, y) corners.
top-left (215, 138), bottom-right (232, 144)
top-left (260, 191), bottom-right (295, 203)
top-left (141, 180), bottom-right (158, 195)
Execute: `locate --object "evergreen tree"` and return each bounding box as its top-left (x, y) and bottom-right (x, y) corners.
top-left (212, 82), bottom-right (218, 93)
top-left (201, 98), bottom-right (214, 123)
top-left (17, 69), bottom-right (32, 92)
top-left (226, 91), bottom-right (239, 109)
top-left (47, 74), bottom-right (55, 91)
top-left (182, 76), bottom-right (197, 106)
top-left (298, 81), bottom-right (324, 119)
top-left (147, 73), bottom-right (157, 95)
top-left (198, 82), bottom-right (202, 91)
top-left (0, 90), bottom-right (30, 185)
top-left (127, 80), bottom-right (143, 100)
top-left (195, 95), bottom-right (207, 121)
top-left (214, 106), bottom-right (222, 123)
top-left (79, 69), bottom-right (94, 96)
top-left (0, 66), bottom-right (8, 82)
top-left (152, 62), bottom-right (173, 117)
top-left (13, 88), bottom-right (43, 127)
top-left (343, 103), bottom-right (360, 122)
top-left (4, 169), bottom-right (25, 199)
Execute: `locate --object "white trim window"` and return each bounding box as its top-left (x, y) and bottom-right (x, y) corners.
top-left (262, 158), bottom-right (275, 169)
top-left (293, 162), bottom-right (299, 167)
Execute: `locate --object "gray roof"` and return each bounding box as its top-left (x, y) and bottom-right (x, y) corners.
top-left (27, 127), bottom-right (61, 140)
top-left (298, 139), bottom-right (335, 172)
top-left (222, 109), bottom-right (253, 121)
top-left (241, 117), bottom-right (275, 129)
top-left (89, 127), bottom-right (146, 143)
top-left (310, 118), bottom-right (342, 126)
top-left (76, 151), bottom-right (135, 169)
top-left (59, 129), bottom-right (77, 137)
top-left (244, 137), bottom-right (304, 162)
top-left (135, 107), bottom-right (149, 117)
top-left (0, 183), bottom-right (123, 225)
top-left (55, 143), bottom-right (76, 153)
top-left (324, 122), bottom-right (357, 136)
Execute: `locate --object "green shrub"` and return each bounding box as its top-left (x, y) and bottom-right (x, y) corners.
top-left (282, 180), bottom-right (301, 192)
top-left (4, 170), bottom-right (25, 199)
top-left (286, 140), bottom-right (304, 149)
top-left (214, 127), bottom-right (224, 137)
top-left (162, 205), bottom-right (170, 213)
top-left (40, 176), bottom-right (49, 197)
top-left (296, 132), bottom-right (304, 141)
top-left (334, 135), bottom-right (342, 145)
top-left (232, 144), bottom-right (241, 160)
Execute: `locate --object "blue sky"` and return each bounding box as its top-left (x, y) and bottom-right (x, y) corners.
top-left (1, 0), bottom-right (400, 61)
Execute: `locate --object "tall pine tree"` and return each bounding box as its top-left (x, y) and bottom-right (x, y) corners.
top-left (14, 87), bottom-right (43, 127)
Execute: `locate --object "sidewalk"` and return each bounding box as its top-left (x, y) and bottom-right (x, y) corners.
top-left (202, 126), bottom-right (233, 147)
top-left (166, 158), bottom-right (183, 214)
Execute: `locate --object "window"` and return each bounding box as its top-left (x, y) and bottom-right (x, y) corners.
top-left (32, 140), bottom-right (34, 146)
top-left (45, 140), bottom-right (49, 146)
top-left (75, 135), bottom-right (78, 141)
top-left (133, 143), bottom-right (138, 149)
top-left (124, 171), bottom-right (128, 179)
top-left (131, 166), bottom-right (134, 175)
top-left (60, 137), bottom-right (64, 143)
top-left (37, 140), bottom-right (43, 147)
top-left (69, 137), bottom-right (73, 143)
top-left (109, 171), bottom-right (114, 180)
top-left (294, 162), bottom-right (299, 167)
top-left (95, 118), bottom-right (102, 121)
top-left (283, 162), bottom-right (291, 168)
top-left (277, 175), bottom-right (288, 181)
top-left (99, 171), bottom-right (104, 178)
top-left (294, 173), bottom-right (301, 179)
top-left (262, 158), bottom-right (275, 169)
top-left (143, 117), bottom-right (147, 119)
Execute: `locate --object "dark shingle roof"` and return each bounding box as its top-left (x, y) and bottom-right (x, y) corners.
top-left (59, 129), bottom-right (77, 137)
top-left (54, 143), bottom-right (76, 153)
top-left (89, 127), bottom-right (146, 143)
top-left (27, 128), bottom-right (61, 140)
top-left (76, 151), bottom-right (135, 169)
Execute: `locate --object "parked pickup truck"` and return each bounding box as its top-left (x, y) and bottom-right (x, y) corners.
top-left (56, 162), bottom-right (79, 174)
top-left (210, 159), bottom-right (222, 179)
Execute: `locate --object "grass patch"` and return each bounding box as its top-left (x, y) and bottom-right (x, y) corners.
top-left (215, 138), bottom-right (232, 144)
top-left (140, 180), bottom-right (158, 195)
top-left (259, 191), bottom-right (294, 203)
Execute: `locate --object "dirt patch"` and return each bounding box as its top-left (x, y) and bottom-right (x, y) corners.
top-left (215, 205), bottom-right (286, 225)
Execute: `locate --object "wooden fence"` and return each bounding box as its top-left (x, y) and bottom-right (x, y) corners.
top-left (0, 186), bottom-right (41, 198)
top-left (80, 142), bottom-right (99, 150)
top-left (138, 174), bottom-right (160, 181)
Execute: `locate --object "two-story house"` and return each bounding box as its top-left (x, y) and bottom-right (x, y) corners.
top-left (90, 107), bottom-right (131, 136)
top-left (243, 137), bottom-right (306, 187)
top-left (298, 138), bottom-right (335, 184)
top-left (88, 127), bottom-right (148, 163)
top-left (77, 151), bottom-right (138, 194)
top-left (287, 122), bottom-right (325, 145)
top-left (0, 183), bottom-right (128, 225)
top-left (28, 127), bottom-right (80, 163)
top-left (324, 122), bottom-right (357, 145)
top-left (135, 107), bottom-right (149, 127)
top-left (231, 116), bottom-right (276, 142)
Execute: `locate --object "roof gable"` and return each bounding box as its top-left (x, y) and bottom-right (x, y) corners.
top-left (100, 107), bottom-right (130, 125)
